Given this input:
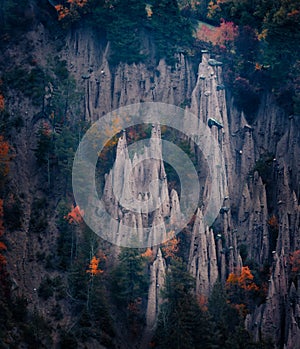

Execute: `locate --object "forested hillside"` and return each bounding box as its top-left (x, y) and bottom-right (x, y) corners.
top-left (0, 1), bottom-right (299, 348)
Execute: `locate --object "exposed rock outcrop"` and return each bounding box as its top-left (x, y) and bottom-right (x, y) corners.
top-left (188, 209), bottom-right (218, 296)
top-left (102, 124), bottom-right (180, 247)
top-left (62, 29), bottom-right (196, 121)
top-left (146, 248), bottom-right (166, 329)
top-left (237, 171), bottom-right (269, 264)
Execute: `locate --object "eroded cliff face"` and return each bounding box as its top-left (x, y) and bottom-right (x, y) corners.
top-left (102, 124), bottom-right (176, 247)
top-left (68, 28), bottom-right (300, 348)
top-left (61, 29), bottom-right (196, 121)
top-left (93, 38), bottom-right (300, 347)
top-left (2, 20), bottom-right (300, 349)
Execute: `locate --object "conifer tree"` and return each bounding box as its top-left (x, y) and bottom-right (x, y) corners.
top-left (154, 259), bottom-right (215, 349)
top-left (151, 0), bottom-right (193, 65)
top-left (111, 248), bottom-right (149, 307)
top-left (107, 0), bottom-right (147, 64)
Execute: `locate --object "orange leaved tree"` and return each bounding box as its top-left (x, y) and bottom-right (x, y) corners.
top-left (86, 252), bottom-right (106, 309)
top-left (196, 20), bottom-right (238, 51)
top-left (226, 266), bottom-right (260, 316)
top-left (86, 255), bottom-right (104, 276)
top-left (0, 94), bottom-right (4, 111)
top-left (162, 234), bottom-right (180, 261)
top-left (0, 136), bottom-right (10, 180)
top-left (54, 0), bottom-right (88, 23)
top-left (64, 204), bottom-right (84, 224)
top-left (141, 248), bottom-right (154, 262)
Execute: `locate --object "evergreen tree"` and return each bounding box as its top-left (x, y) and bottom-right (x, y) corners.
top-left (207, 0), bottom-right (300, 114)
top-left (107, 0), bottom-right (147, 64)
top-left (111, 248), bottom-right (149, 307)
top-left (208, 281), bottom-right (240, 346)
top-left (35, 123), bottom-right (53, 166)
top-left (153, 259), bottom-right (216, 349)
top-left (56, 201), bottom-right (77, 270)
top-left (208, 280), bottom-right (274, 348)
top-left (0, 0), bottom-right (29, 36)
top-left (150, 0), bottom-right (193, 65)
top-left (110, 248), bottom-right (149, 338)
top-left (54, 126), bottom-right (77, 192)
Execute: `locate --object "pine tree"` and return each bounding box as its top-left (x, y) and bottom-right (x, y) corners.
top-left (154, 259), bottom-right (216, 349)
top-left (150, 0), bottom-right (193, 65)
top-left (111, 248), bottom-right (149, 307)
top-left (107, 0), bottom-right (147, 64)
top-left (208, 280), bottom-right (240, 345)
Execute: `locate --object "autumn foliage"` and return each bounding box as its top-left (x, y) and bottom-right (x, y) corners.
top-left (196, 20), bottom-right (238, 50)
top-left (55, 0), bottom-right (88, 21)
top-left (141, 248), bottom-right (154, 261)
top-left (86, 255), bottom-right (105, 276)
top-left (0, 136), bottom-right (10, 179)
top-left (0, 94), bottom-right (4, 111)
top-left (54, 4), bottom-right (69, 20)
top-left (227, 266), bottom-right (259, 292)
top-left (64, 204), bottom-right (84, 224)
top-left (162, 235), bottom-right (180, 260)
top-left (226, 266), bottom-right (260, 316)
